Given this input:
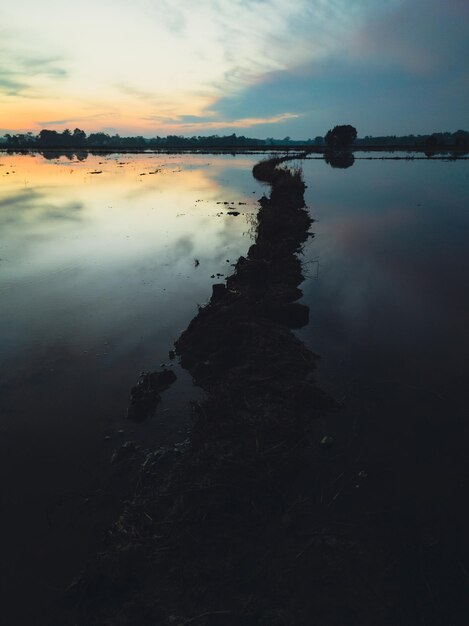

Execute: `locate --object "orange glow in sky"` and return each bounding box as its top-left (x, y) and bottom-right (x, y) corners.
top-left (1, 1), bottom-right (467, 137)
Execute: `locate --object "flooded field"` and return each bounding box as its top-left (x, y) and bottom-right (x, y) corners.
top-left (0, 152), bottom-right (265, 622)
top-left (297, 154), bottom-right (469, 622)
top-left (297, 154), bottom-right (469, 428)
top-left (1, 150), bottom-right (468, 623)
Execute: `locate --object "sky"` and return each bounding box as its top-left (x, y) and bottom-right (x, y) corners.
top-left (1, 0), bottom-right (468, 139)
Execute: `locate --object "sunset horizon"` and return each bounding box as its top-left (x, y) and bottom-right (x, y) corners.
top-left (2, 0), bottom-right (468, 139)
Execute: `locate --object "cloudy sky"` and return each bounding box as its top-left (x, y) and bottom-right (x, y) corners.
top-left (1, 0), bottom-right (468, 138)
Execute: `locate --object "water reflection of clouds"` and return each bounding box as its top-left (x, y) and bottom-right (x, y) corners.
top-left (329, 208), bottom-right (413, 250)
top-left (299, 158), bottom-right (469, 390)
top-left (0, 153), bottom-right (264, 376)
top-left (170, 235), bottom-right (195, 260)
top-left (0, 188), bottom-right (83, 228)
top-left (0, 188), bottom-right (39, 209)
top-left (326, 200), bottom-right (469, 307)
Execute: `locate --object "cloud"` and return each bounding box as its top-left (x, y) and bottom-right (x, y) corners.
top-left (0, 35), bottom-right (68, 99)
top-left (0, 73), bottom-right (27, 96)
top-left (140, 112), bottom-right (299, 134)
top-left (37, 113), bottom-right (111, 126)
top-left (115, 84), bottom-right (159, 103)
top-left (17, 54), bottom-right (67, 78)
top-left (0, 2), bottom-right (391, 119)
top-left (196, 0), bottom-right (469, 137)
top-left (348, 0), bottom-right (469, 76)
top-left (0, 1), bottom-right (467, 136)
top-left (177, 112), bottom-right (300, 131)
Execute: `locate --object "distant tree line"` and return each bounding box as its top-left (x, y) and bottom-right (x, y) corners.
top-left (2, 129), bottom-right (267, 150)
top-left (2, 127), bottom-right (468, 150)
top-left (354, 130), bottom-right (469, 148)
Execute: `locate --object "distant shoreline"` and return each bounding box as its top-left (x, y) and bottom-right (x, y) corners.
top-left (1, 145), bottom-right (468, 156)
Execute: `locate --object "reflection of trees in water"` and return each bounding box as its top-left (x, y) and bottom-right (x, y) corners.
top-left (40, 150), bottom-right (88, 161)
top-left (324, 150), bottom-right (355, 169)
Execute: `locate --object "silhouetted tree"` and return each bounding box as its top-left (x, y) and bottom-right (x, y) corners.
top-left (325, 125), bottom-right (357, 149)
top-left (425, 134), bottom-right (438, 147)
top-left (37, 129), bottom-right (61, 147)
top-left (453, 130), bottom-right (468, 147)
top-left (4, 133), bottom-right (35, 147)
top-left (72, 128), bottom-right (87, 146)
top-left (87, 132), bottom-right (112, 147)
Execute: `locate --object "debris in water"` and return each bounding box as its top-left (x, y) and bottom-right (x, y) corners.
top-left (127, 370), bottom-right (177, 422)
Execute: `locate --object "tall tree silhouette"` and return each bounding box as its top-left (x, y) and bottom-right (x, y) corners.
top-left (324, 124), bottom-right (357, 149)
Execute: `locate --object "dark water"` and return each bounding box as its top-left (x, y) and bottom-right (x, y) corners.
top-left (0, 152), bottom-right (265, 623)
top-left (1, 151), bottom-right (468, 622)
top-left (297, 155), bottom-right (469, 620)
top-left (297, 155), bottom-right (468, 407)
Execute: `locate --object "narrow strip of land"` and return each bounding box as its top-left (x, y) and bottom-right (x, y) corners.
top-left (64, 156), bottom-right (402, 626)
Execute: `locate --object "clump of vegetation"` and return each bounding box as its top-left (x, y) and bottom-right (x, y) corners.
top-left (251, 156), bottom-right (283, 182)
top-left (323, 125), bottom-right (357, 169)
top-left (324, 125), bottom-right (357, 149)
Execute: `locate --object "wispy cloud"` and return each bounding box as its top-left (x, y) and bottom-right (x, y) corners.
top-left (347, 0), bottom-right (469, 76)
top-left (1, 1), bottom-right (466, 136)
top-left (142, 112), bottom-right (300, 133)
top-left (37, 113), bottom-right (111, 127)
top-left (0, 1), bottom-right (385, 126)
top-left (0, 35), bottom-right (68, 99)
top-left (0, 72), bottom-right (27, 96)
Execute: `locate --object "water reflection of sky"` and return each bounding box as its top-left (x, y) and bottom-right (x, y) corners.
top-left (0, 152), bottom-right (265, 621)
top-left (297, 157), bottom-right (469, 401)
top-left (0, 153), bottom-right (263, 394)
top-left (297, 158), bottom-right (469, 614)
top-left (2, 151), bottom-right (468, 620)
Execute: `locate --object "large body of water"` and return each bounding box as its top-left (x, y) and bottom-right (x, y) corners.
top-left (0, 152), bottom-right (265, 622)
top-left (1, 151), bottom-right (468, 623)
top-left (298, 154), bottom-right (468, 472)
top-left (297, 154), bottom-right (469, 621)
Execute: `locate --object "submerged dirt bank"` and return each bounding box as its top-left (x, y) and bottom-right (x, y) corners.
top-left (63, 156), bottom-right (403, 625)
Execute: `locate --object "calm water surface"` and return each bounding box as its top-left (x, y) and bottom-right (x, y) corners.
top-left (0, 152), bottom-right (265, 623)
top-left (297, 155), bottom-right (469, 618)
top-left (298, 155), bottom-right (469, 401)
top-left (1, 151), bottom-right (468, 622)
